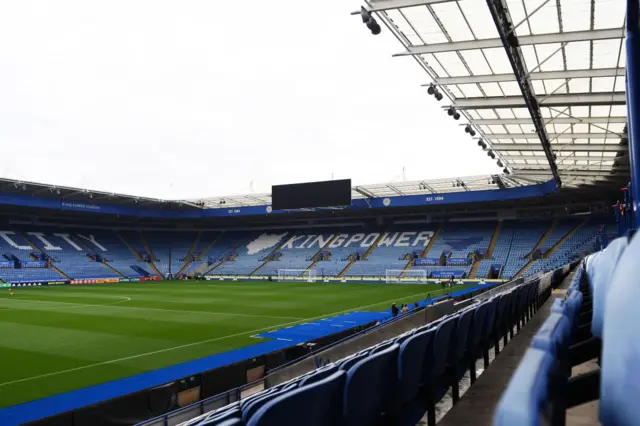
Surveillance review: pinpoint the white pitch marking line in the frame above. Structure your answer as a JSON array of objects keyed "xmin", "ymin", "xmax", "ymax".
[
  {"xmin": 0, "ymin": 297, "xmax": 303, "ymax": 321},
  {"xmin": 0, "ymin": 297, "xmax": 132, "ymax": 312},
  {"xmin": 0, "ymin": 291, "xmax": 428, "ymax": 387}
]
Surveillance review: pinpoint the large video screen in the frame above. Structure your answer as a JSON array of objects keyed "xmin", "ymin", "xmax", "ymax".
[{"xmin": 271, "ymin": 179, "xmax": 352, "ymax": 210}]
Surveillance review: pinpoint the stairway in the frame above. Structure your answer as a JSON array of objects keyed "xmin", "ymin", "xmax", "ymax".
[
  {"xmin": 139, "ymin": 232, "xmax": 163, "ymax": 277},
  {"xmin": 469, "ymin": 259, "xmax": 481, "ymax": 279},
  {"xmin": 338, "ymin": 258, "xmax": 356, "ymax": 278},
  {"xmin": 399, "ymin": 259, "xmax": 415, "ymax": 278},
  {"xmin": 305, "ymin": 234, "xmax": 339, "ymax": 272},
  {"xmin": 528, "ymin": 220, "xmax": 557, "ymax": 259},
  {"xmin": 18, "ymin": 231, "xmax": 71, "ymax": 280},
  {"xmin": 72, "ymin": 236, "xmax": 125, "ymax": 277},
  {"xmin": 514, "ymin": 259, "xmax": 535, "ymax": 279},
  {"xmin": 250, "ymin": 234, "xmax": 291, "ymax": 276},
  {"xmin": 362, "ymin": 232, "xmax": 385, "ymax": 260},
  {"xmin": 176, "ymin": 232, "xmax": 202, "ymax": 277},
  {"xmin": 204, "ymin": 240, "xmax": 248, "ymax": 275},
  {"xmin": 117, "ymin": 232, "xmax": 143, "ymax": 261},
  {"xmin": 470, "ymin": 221, "xmax": 502, "ymax": 279},
  {"xmin": 544, "ymin": 219, "xmax": 587, "ymax": 258},
  {"xmin": 196, "ymin": 232, "xmax": 225, "ymax": 261},
  {"xmin": 420, "ymin": 224, "xmax": 443, "ymax": 258},
  {"xmin": 487, "ymin": 221, "xmax": 502, "ymax": 257},
  {"xmin": 102, "ymin": 262, "xmax": 125, "ymax": 278}
]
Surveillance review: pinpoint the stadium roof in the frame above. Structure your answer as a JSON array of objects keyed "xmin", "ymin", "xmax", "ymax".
[
  {"xmin": 191, "ymin": 174, "xmax": 544, "ymax": 208},
  {"xmin": 354, "ymin": 0, "xmax": 629, "ymax": 189},
  {"xmin": 0, "ymin": 174, "xmax": 555, "ymax": 210}
]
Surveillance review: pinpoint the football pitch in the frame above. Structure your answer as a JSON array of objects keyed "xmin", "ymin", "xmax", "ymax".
[{"xmin": 0, "ymin": 280, "xmax": 468, "ymax": 409}]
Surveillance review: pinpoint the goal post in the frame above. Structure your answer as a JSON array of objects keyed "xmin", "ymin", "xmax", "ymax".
[
  {"xmin": 277, "ymin": 269, "xmax": 317, "ymax": 282},
  {"xmin": 385, "ymin": 269, "xmax": 427, "ymax": 284}
]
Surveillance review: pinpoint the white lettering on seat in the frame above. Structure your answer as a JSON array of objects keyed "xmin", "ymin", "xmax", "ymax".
[
  {"xmin": 77, "ymin": 234, "xmax": 108, "ymax": 252},
  {"xmin": 394, "ymin": 232, "xmax": 416, "ymax": 247},
  {"xmin": 378, "ymin": 232, "xmax": 398, "ymax": 247},
  {"xmin": 307, "ymin": 234, "xmax": 334, "ymax": 249},
  {"xmin": 0, "ymin": 231, "xmax": 32, "ymax": 250},
  {"xmin": 344, "ymin": 233, "xmax": 365, "ymax": 248},
  {"xmin": 27, "ymin": 232, "xmax": 62, "ymax": 251},
  {"xmin": 360, "ymin": 233, "xmax": 380, "ymax": 248},
  {"xmin": 329, "ymin": 234, "xmax": 348, "ymax": 248},
  {"xmin": 282, "ymin": 235, "xmax": 306, "ymax": 250},
  {"xmin": 54, "ymin": 234, "xmax": 84, "ymax": 251},
  {"xmin": 412, "ymin": 231, "xmax": 434, "ymax": 247}
]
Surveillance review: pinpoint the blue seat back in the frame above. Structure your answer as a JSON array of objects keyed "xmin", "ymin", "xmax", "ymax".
[
  {"xmin": 493, "ymin": 348, "xmax": 555, "ymax": 426},
  {"xmin": 299, "ymin": 364, "xmax": 338, "ymax": 387},
  {"xmin": 470, "ymin": 301, "xmax": 488, "ymax": 353},
  {"xmin": 600, "ymin": 232, "xmax": 640, "ymax": 426},
  {"xmin": 247, "ymin": 371, "xmax": 346, "ymax": 426},
  {"xmin": 339, "ymin": 352, "xmax": 368, "ymax": 371},
  {"xmin": 483, "ymin": 297, "xmax": 498, "ymax": 340},
  {"xmin": 532, "ymin": 313, "xmax": 571, "ymax": 365},
  {"xmin": 397, "ymin": 329, "xmax": 434, "ymax": 405},
  {"xmin": 424, "ymin": 316, "xmax": 457, "ymax": 380},
  {"xmin": 453, "ymin": 307, "xmax": 475, "ymax": 362},
  {"xmin": 588, "ymin": 236, "xmax": 629, "ymax": 339},
  {"xmin": 199, "ymin": 408, "xmax": 242, "ymax": 425},
  {"xmin": 343, "ymin": 344, "xmax": 400, "ymax": 426}
]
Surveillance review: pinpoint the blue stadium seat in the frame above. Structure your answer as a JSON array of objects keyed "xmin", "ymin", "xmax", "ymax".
[
  {"xmin": 451, "ymin": 307, "xmax": 475, "ymax": 401},
  {"xmin": 246, "ymin": 371, "xmax": 346, "ymax": 426},
  {"xmin": 338, "ymin": 352, "xmax": 368, "ymax": 371},
  {"xmin": 586, "ymin": 235, "xmax": 629, "ymax": 339},
  {"xmin": 421, "ymin": 315, "xmax": 457, "ymax": 425},
  {"xmin": 343, "ymin": 344, "xmax": 399, "ymax": 426},
  {"xmin": 198, "ymin": 408, "xmax": 242, "ymax": 425},
  {"xmin": 600, "ymin": 232, "xmax": 640, "ymax": 426},
  {"xmin": 298, "ymin": 364, "xmax": 338, "ymax": 387},
  {"xmin": 493, "ymin": 348, "xmax": 557, "ymax": 426},
  {"xmin": 468, "ymin": 300, "xmax": 488, "ymax": 379}
]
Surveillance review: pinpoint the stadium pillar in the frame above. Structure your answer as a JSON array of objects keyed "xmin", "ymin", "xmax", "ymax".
[{"xmin": 627, "ymin": 0, "xmax": 640, "ymax": 227}]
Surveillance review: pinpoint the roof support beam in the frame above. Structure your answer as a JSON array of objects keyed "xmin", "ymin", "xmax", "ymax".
[
  {"xmin": 518, "ymin": 170, "xmax": 621, "ymax": 177},
  {"xmin": 485, "ymin": 0, "xmax": 561, "ymax": 186},
  {"xmin": 395, "ymin": 28, "xmax": 623, "ymax": 56},
  {"xmin": 450, "ymin": 92, "xmax": 626, "ymax": 109},
  {"xmin": 467, "ymin": 116, "xmax": 627, "ymax": 125},
  {"xmin": 492, "ymin": 143, "xmax": 626, "ymax": 152},
  {"xmin": 501, "ymin": 154, "xmax": 596, "ymax": 161},
  {"xmin": 432, "ymin": 67, "xmax": 625, "ymax": 85},
  {"xmin": 482, "ymin": 132, "xmax": 627, "ymax": 140},
  {"xmin": 351, "ymin": 0, "xmax": 454, "ymax": 13},
  {"xmin": 354, "ymin": 186, "xmax": 376, "ymax": 198},
  {"xmin": 514, "ymin": 164, "xmax": 628, "ymax": 171}
]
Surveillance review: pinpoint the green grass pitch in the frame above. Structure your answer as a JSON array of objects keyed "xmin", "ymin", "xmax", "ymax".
[{"xmin": 0, "ymin": 280, "xmax": 470, "ymax": 409}]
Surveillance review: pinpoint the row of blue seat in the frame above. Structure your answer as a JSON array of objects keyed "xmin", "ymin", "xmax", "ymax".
[
  {"xmin": 495, "ymin": 231, "xmax": 640, "ymax": 425},
  {"xmin": 184, "ymin": 279, "xmax": 544, "ymax": 426}
]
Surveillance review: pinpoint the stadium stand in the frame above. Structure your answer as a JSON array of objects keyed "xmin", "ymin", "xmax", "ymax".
[{"xmin": 0, "ymin": 220, "xmax": 608, "ymax": 283}]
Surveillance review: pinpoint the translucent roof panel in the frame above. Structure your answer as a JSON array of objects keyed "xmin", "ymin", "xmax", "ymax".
[{"xmin": 358, "ymin": 0, "xmax": 628, "ymax": 188}]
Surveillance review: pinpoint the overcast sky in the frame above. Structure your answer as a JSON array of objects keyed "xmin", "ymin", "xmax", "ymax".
[{"xmin": 0, "ymin": 0, "xmax": 498, "ymax": 200}]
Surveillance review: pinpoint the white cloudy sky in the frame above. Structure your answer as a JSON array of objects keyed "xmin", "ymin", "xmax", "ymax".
[{"xmin": 0, "ymin": 0, "xmax": 498, "ymax": 200}]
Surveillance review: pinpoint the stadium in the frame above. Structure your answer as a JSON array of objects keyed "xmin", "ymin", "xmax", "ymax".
[{"xmin": 0, "ymin": 0, "xmax": 637, "ymax": 425}]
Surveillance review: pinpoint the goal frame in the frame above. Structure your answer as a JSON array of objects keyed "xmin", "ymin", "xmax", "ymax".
[
  {"xmin": 277, "ymin": 269, "xmax": 317, "ymax": 282},
  {"xmin": 385, "ymin": 269, "xmax": 427, "ymax": 284}
]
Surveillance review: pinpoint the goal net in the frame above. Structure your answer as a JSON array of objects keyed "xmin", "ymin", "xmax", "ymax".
[
  {"xmin": 385, "ymin": 269, "xmax": 427, "ymax": 284},
  {"xmin": 277, "ymin": 269, "xmax": 317, "ymax": 282}
]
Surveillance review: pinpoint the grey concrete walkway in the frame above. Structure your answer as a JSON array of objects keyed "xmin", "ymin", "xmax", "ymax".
[{"xmin": 435, "ymin": 272, "xmax": 576, "ymax": 426}]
